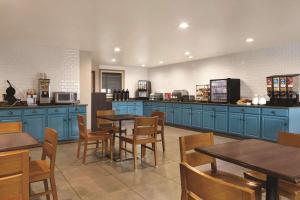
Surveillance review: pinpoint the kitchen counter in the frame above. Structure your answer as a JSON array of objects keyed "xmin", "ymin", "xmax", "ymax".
[{"xmin": 0, "ymin": 103, "xmax": 87, "ymax": 110}]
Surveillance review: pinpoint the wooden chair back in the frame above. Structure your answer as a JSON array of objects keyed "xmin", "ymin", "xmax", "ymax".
[
  {"xmin": 78, "ymin": 114, "xmax": 88, "ymax": 139},
  {"xmin": 0, "ymin": 150, "xmax": 29, "ymax": 200},
  {"xmin": 151, "ymin": 111, "xmax": 165, "ymax": 127},
  {"xmin": 180, "ymin": 162, "xmax": 256, "ymax": 200},
  {"xmin": 96, "ymin": 110, "xmax": 115, "ymax": 129},
  {"xmin": 133, "ymin": 117, "xmax": 158, "ymax": 139},
  {"xmin": 41, "ymin": 128, "xmax": 58, "ymax": 173},
  {"xmin": 278, "ymin": 131, "xmax": 300, "ymax": 148},
  {"xmin": 179, "ymin": 133, "xmax": 217, "ymax": 171},
  {"xmin": 0, "ymin": 121, "xmax": 22, "ymax": 134}
]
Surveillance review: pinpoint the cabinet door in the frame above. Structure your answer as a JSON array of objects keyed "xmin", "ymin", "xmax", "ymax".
[
  {"xmin": 228, "ymin": 113, "xmax": 244, "ymax": 136},
  {"xmin": 23, "ymin": 115, "xmax": 46, "ymax": 141},
  {"xmin": 215, "ymin": 111, "xmax": 228, "ymax": 132},
  {"xmin": 127, "ymin": 106, "xmax": 136, "ymax": 115},
  {"xmin": 262, "ymin": 116, "xmax": 288, "ymax": 141},
  {"xmin": 244, "ymin": 114, "xmax": 261, "ymax": 138},
  {"xmin": 203, "ymin": 111, "xmax": 214, "ymax": 130},
  {"xmin": 135, "ymin": 105, "xmax": 143, "ymax": 116},
  {"xmin": 182, "ymin": 108, "xmax": 192, "ymax": 127},
  {"xmin": 69, "ymin": 113, "xmax": 85, "ymax": 140},
  {"xmin": 48, "ymin": 114, "xmax": 68, "ymax": 140},
  {"xmin": 173, "ymin": 108, "xmax": 182, "ymax": 125},
  {"xmin": 118, "ymin": 106, "xmax": 127, "ymax": 115},
  {"xmin": 166, "ymin": 108, "xmax": 174, "ymax": 124},
  {"xmin": 143, "ymin": 106, "xmax": 152, "ymax": 117},
  {"xmin": 192, "ymin": 109, "xmax": 203, "ymax": 129},
  {"xmin": 157, "ymin": 106, "xmax": 166, "ymax": 113}
]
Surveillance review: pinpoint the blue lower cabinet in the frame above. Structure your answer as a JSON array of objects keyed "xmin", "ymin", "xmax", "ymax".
[
  {"xmin": 262, "ymin": 116, "xmax": 288, "ymax": 141},
  {"xmin": 127, "ymin": 105, "xmax": 136, "ymax": 115},
  {"xmin": 181, "ymin": 108, "xmax": 192, "ymax": 127},
  {"xmin": 135, "ymin": 103, "xmax": 143, "ymax": 116},
  {"xmin": 215, "ymin": 112, "xmax": 228, "ymax": 132},
  {"xmin": 0, "ymin": 116, "xmax": 22, "ymax": 122},
  {"xmin": 23, "ymin": 115, "xmax": 46, "ymax": 141},
  {"xmin": 143, "ymin": 106, "xmax": 152, "ymax": 116},
  {"xmin": 228, "ymin": 113, "xmax": 244, "ymax": 136},
  {"xmin": 192, "ymin": 109, "xmax": 202, "ymax": 128},
  {"xmin": 173, "ymin": 107, "xmax": 182, "ymax": 125},
  {"xmin": 244, "ymin": 114, "xmax": 261, "ymax": 138},
  {"xmin": 118, "ymin": 106, "xmax": 127, "ymax": 114},
  {"xmin": 47, "ymin": 114, "xmax": 68, "ymax": 140},
  {"xmin": 166, "ymin": 107, "xmax": 174, "ymax": 124},
  {"xmin": 203, "ymin": 111, "xmax": 214, "ymax": 130},
  {"xmin": 69, "ymin": 113, "xmax": 85, "ymax": 140}
]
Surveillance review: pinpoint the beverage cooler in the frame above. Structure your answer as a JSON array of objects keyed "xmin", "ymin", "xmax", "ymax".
[{"xmin": 210, "ymin": 79, "xmax": 240, "ymax": 103}]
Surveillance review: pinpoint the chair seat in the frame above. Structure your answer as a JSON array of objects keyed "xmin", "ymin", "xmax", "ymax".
[
  {"xmin": 86, "ymin": 131, "xmax": 111, "ymax": 141},
  {"xmin": 206, "ymin": 170, "xmax": 262, "ymax": 191},
  {"xmin": 121, "ymin": 135, "xmax": 156, "ymax": 144},
  {"xmin": 244, "ymin": 170, "xmax": 300, "ymax": 196},
  {"xmin": 29, "ymin": 160, "xmax": 50, "ymax": 182}
]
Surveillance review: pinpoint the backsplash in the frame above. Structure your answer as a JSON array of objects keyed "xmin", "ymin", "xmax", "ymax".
[{"xmin": 0, "ymin": 44, "xmax": 80, "ymax": 101}]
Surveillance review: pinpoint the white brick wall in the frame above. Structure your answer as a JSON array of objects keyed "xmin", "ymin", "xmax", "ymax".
[
  {"xmin": 0, "ymin": 43, "xmax": 80, "ymax": 101},
  {"xmin": 148, "ymin": 42, "xmax": 300, "ymax": 99}
]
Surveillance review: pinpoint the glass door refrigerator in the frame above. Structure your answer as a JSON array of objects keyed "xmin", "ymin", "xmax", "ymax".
[{"xmin": 210, "ymin": 79, "xmax": 240, "ymax": 103}]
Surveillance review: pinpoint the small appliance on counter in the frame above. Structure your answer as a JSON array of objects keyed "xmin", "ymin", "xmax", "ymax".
[
  {"xmin": 163, "ymin": 93, "xmax": 172, "ymax": 101},
  {"xmin": 38, "ymin": 78, "xmax": 51, "ymax": 104},
  {"xmin": 149, "ymin": 93, "xmax": 163, "ymax": 101},
  {"xmin": 210, "ymin": 78, "xmax": 240, "ymax": 103},
  {"xmin": 26, "ymin": 89, "xmax": 37, "ymax": 106},
  {"xmin": 196, "ymin": 84, "xmax": 210, "ymax": 102},
  {"xmin": 54, "ymin": 92, "xmax": 78, "ymax": 104},
  {"xmin": 136, "ymin": 80, "xmax": 151, "ymax": 100},
  {"xmin": 171, "ymin": 90, "xmax": 189, "ymax": 101},
  {"xmin": 267, "ymin": 74, "xmax": 300, "ymax": 106},
  {"xmin": 4, "ymin": 80, "xmax": 18, "ymax": 105},
  {"xmin": 182, "ymin": 95, "xmax": 195, "ymax": 102}
]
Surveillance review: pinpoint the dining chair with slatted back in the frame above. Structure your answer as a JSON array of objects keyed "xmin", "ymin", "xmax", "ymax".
[
  {"xmin": 151, "ymin": 111, "xmax": 166, "ymax": 152},
  {"xmin": 29, "ymin": 128, "xmax": 58, "ymax": 200},
  {"xmin": 0, "ymin": 121, "xmax": 22, "ymax": 134},
  {"xmin": 0, "ymin": 150, "xmax": 29, "ymax": 200},
  {"xmin": 77, "ymin": 114, "xmax": 113, "ymax": 164},
  {"xmin": 120, "ymin": 116, "xmax": 158, "ymax": 169},
  {"xmin": 96, "ymin": 110, "xmax": 115, "ymax": 130},
  {"xmin": 180, "ymin": 162, "xmax": 257, "ymax": 200},
  {"xmin": 179, "ymin": 132, "xmax": 217, "ymax": 173}
]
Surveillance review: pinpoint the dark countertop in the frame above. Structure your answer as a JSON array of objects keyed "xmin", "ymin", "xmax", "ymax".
[
  {"xmin": 0, "ymin": 103, "xmax": 87, "ymax": 110},
  {"xmin": 112, "ymin": 99, "xmax": 300, "ymax": 109}
]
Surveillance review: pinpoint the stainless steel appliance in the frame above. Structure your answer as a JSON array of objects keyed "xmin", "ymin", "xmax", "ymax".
[
  {"xmin": 149, "ymin": 93, "xmax": 163, "ymax": 101},
  {"xmin": 171, "ymin": 90, "xmax": 189, "ymax": 101},
  {"xmin": 210, "ymin": 79, "xmax": 240, "ymax": 103},
  {"xmin": 54, "ymin": 92, "xmax": 77, "ymax": 104},
  {"xmin": 136, "ymin": 80, "xmax": 151, "ymax": 100},
  {"xmin": 38, "ymin": 79, "xmax": 51, "ymax": 104}
]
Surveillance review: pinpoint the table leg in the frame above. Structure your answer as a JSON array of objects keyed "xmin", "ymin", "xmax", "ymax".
[
  {"xmin": 118, "ymin": 120, "xmax": 122, "ymax": 159},
  {"xmin": 266, "ymin": 175, "xmax": 279, "ymax": 200}
]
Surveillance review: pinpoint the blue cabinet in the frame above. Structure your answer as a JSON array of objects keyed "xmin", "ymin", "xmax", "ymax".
[
  {"xmin": 113, "ymin": 101, "xmax": 143, "ymax": 115},
  {"xmin": 203, "ymin": 110, "xmax": 214, "ymax": 130},
  {"xmin": 144, "ymin": 105, "xmax": 152, "ymax": 116},
  {"xmin": 181, "ymin": 108, "xmax": 192, "ymax": 127},
  {"xmin": 228, "ymin": 112, "xmax": 244, "ymax": 136},
  {"xmin": 244, "ymin": 114, "xmax": 260, "ymax": 138},
  {"xmin": 0, "ymin": 109, "xmax": 22, "ymax": 122},
  {"xmin": 215, "ymin": 111, "xmax": 228, "ymax": 132},
  {"xmin": 48, "ymin": 114, "xmax": 68, "ymax": 140},
  {"xmin": 23, "ymin": 108, "xmax": 47, "ymax": 141},
  {"xmin": 202, "ymin": 105, "xmax": 228, "ymax": 132},
  {"xmin": 166, "ymin": 107, "xmax": 174, "ymax": 124},
  {"xmin": 68, "ymin": 106, "xmax": 86, "ymax": 140},
  {"xmin": 173, "ymin": 107, "xmax": 182, "ymax": 125},
  {"xmin": 127, "ymin": 106, "xmax": 136, "ymax": 115},
  {"xmin": 191, "ymin": 109, "xmax": 202, "ymax": 128},
  {"xmin": 262, "ymin": 116, "xmax": 288, "ymax": 141}
]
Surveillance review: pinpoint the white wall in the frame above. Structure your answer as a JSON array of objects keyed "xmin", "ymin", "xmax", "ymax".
[
  {"xmin": 0, "ymin": 43, "xmax": 80, "ymax": 101},
  {"xmin": 148, "ymin": 42, "xmax": 300, "ymax": 98},
  {"xmin": 99, "ymin": 65, "xmax": 148, "ymax": 98},
  {"xmin": 80, "ymin": 51, "xmax": 92, "ymax": 129}
]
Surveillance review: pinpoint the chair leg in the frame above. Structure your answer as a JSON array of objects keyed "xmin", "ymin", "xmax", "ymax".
[
  {"xmin": 141, "ymin": 145, "xmax": 146, "ymax": 159},
  {"xmin": 153, "ymin": 142, "xmax": 158, "ymax": 168},
  {"xmin": 50, "ymin": 175, "xmax": 58, "ymax": 200},
  {"xmin": 120, "ymin": 137, "xmax": 123, "ymax": 161},
  {"xmin": 133, "ymin": 144, "xmax": 137, "ymax": 169},
  {"xmin": 161, "ymin": 132, "xmax": 166, "ymax": 152},
  {"xmin": 76, "ymin": 140, "xmax": 81, "ymax": 158},
  {"xmin": 82, "ymin": 141, "xmax": 88, "ymax": 164},
  {"xmin": 43, "ymin": 179, "xmax": 50, "ymax": 200},
  {"xmin": 124, "ymin": 130, "xmax": 127, "ymax": 158},
  {"xmin": 110, "ymin": 137, "xmax": 113, "ymax": 161}
]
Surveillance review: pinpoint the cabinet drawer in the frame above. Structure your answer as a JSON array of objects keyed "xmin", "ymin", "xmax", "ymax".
[
  {"xmin": 191, "ymin": 104, "xmax": 203, "ymax": 110},
  {"xmin": 229, "ymin": 107, "xmax": 261, "ymax": 114},
  {"xmin": 173, "ymin": 103, "xmax": 182, "ymax": 108},
  {"xmin": 181, "ymin": 104, "xmax": 192, "ymax": 109},
  {"xmin": 262, "ymin": 108, "xmax": 288, "ymax": 117},
  {"xmin": 69, "ymin": 107, "xmax": 86, "ymax": 113},
  {"xmin": 127, "ymin": 102, "xmax": 136, "ymax": 106},
  {"xmin": 203, "ymin": 105, "xmax": 227, "ymax": 112},
  {"xmin": 135, "ymin": 102, "xmax": 143, "ymax": 107},
  {"xmin": 165, "ymin": 103, "xmax": 173, "ymax": 108},
  {"xmin": 144, "ymin": 102, "xmax": 152, "ymax": 106},
  {"xmin": 48, "ymin": 108, "xmax": 67, "ymax": 115},
  {"xmin": 0, "ymin": 109, "xmax": 22, "ymax": 117},
  {"xmin": 24, "ymin": 108, "xmax": 46, "ymax": 116}
]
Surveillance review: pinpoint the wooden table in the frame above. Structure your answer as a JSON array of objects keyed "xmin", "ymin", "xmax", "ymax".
[
  {"xmin": 195, "ymin": 139, "xmax": 300, "ymax": 200},
  {"xmin": 0, "ymin": 132, "xmax": 39, "ymax": 152}
]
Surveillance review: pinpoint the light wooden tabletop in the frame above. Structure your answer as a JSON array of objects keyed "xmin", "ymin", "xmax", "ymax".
[{"xmin": 0, "ymin": 132, "xmax": 39, "ymax": 152}]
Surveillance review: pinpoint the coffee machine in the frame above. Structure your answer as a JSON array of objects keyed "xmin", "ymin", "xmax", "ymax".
[
  {"xmin": 267, "ymin": 74, "xmax": 300, "ymax": 106},
  {"xmin": 135, "ymin": 80, "xmax": 151, "ymax": 100},
  {"xmin": 38, "ymin": 79, "xmax": 51, "ymax": 104}
]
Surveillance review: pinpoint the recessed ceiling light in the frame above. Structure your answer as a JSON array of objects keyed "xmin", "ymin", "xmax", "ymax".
[
  {"xmin": 159, "ymin": 61, "xmax": 164, "ymax": 64},
  {"xmin": 246, "ymin": 38, "xmax": 254, "ymax": 43},
  {"xmin": 111, "ymin": 58, "xmax": 116, "ymax": 62},
  {"xmin": 179, "ymin": 22, "xmax": 189, "ymax": 29},
  {"xmin": 188, "ymin": 55, "xmax": 193, "ymax": 59},
  {"xmin": 141, "ymin": 64, "xmax": 145, "ymax": 67},
  {"xmin": 184, "ymin": 51, "xmax": 190, "ymax": 56},
  {"xmin": 114, "ymin": 47, "xmax": 121, "ymax": 52}
]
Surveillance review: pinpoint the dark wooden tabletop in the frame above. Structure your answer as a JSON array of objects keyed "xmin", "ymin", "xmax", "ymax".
[
  {"xmin": 97, "ymin": 114, "xmax": 140, "ymax": 121},
  {"xmin": 195, "ymin": 139, "xmax": 300, "ymax": 184},
  {"xmin": 0, "ymin": 132, "xmax": 39, "ymax": 152}
]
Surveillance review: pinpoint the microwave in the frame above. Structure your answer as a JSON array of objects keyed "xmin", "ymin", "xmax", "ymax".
[{"xmin": 54, "ymin": 92, "xmax": 77, "ymax": 104}]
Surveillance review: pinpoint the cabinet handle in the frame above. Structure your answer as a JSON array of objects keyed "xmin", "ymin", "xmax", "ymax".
[
  {"xmin": 55, "ymin": 109, "xmax": 59, "ymax": 112},
  {"xmin": 8, "ymin": 111, "xmax": 13, "ymax": 115},
  {"xmin": 271, "ymin": 111, "xmax": 276, "ymax": 114}
]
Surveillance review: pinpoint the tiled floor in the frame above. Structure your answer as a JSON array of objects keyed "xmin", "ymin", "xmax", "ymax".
[{"xmin": 29, "ymin": 125, "xmax": 271, "ymax": 200}]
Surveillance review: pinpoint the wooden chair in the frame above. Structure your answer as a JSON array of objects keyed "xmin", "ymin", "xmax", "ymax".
[
  {"xmin": 0, "ymin": 150, "xmax": 29, "ymax": 200},
  {"xmin": 179, "ymin": 133, "xmax": 262, "ymax": 199},
  {"xmin": 29, "ymin": 128, "xmax": 58, "ymax": 200},
  {"xmin": 180, "ymin": 162, "xmax": 259, "ymax": 200},
  {"xmin": 0, "ymin": 121, "xmax": 22, "ymax": 134},
  {"xmin": 77, "ymin": 114, "xmax": 113, "ymax": 164},
  {"xmin": 151, "ymin": 111, "xmax": 166, "ymax": 152},
  {"xmin": 120, "ymin": 116, "xmax": 158, "ymax": 169},
  {"xmin": 244, "ymin": 131, "xmax": 300, "ymax": 200}
]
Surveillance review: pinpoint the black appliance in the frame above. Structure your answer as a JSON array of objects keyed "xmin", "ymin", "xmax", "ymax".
[
  {"xmin": 136, "ymin": 80, "xmax": 151, "ymax": 100},
  {"xmin": 91, "ymin": 93, "xmax": 112, "ymax": 131},
  {"xmin": 210, "ymin": 79, "xmax": 240, "ymax": 103},
  {"xmin": 267, "ymin": 74, "xmax": 300, "ymax": 106}
]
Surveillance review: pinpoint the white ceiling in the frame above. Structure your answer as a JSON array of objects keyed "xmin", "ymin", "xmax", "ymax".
[{"xmin": 1, "ymin": 0, "xmax": 300, "ymax": 67}]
